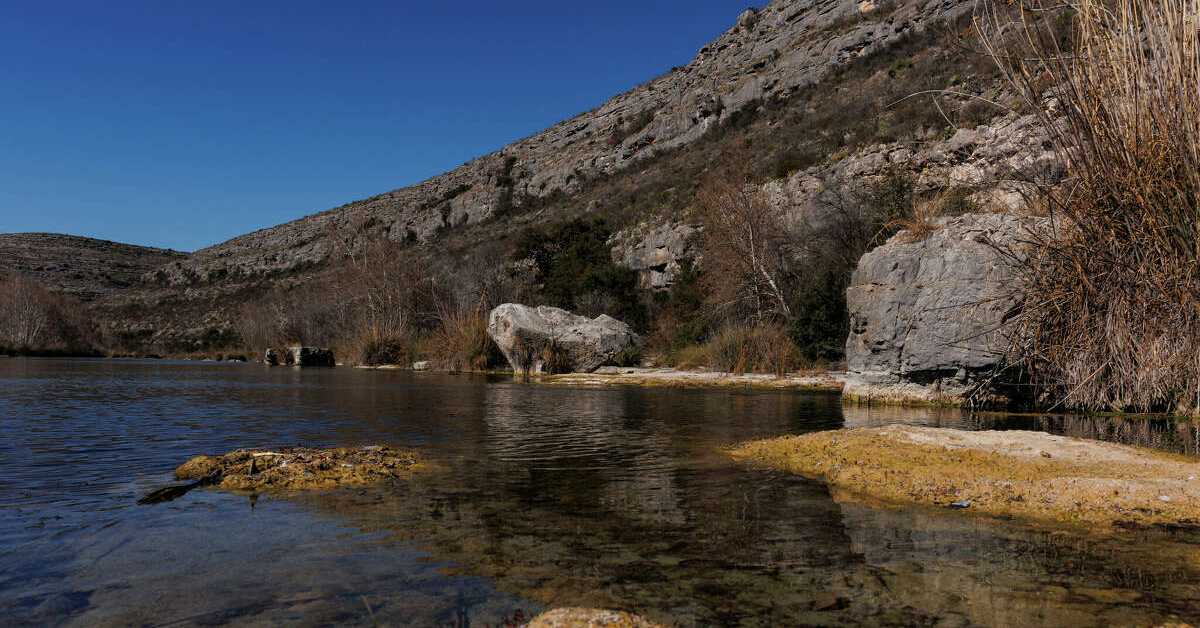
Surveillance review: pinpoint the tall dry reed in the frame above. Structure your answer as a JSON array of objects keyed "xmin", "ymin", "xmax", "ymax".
[{"xmin": 980, "ymin": 0, "xmax": 1200, "ymax": 412}]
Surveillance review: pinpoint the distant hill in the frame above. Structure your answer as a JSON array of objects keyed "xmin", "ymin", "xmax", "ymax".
[{"xmin": 0, "ymin": 233, "xmax": 187, "ymax": 302}]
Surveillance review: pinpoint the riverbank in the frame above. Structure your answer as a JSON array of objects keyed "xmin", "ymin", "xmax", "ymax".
[
  {"xmin": 533, "ymin": 366, "xmax": 845, "ymax": 390},
  {"xmin": 730, "ymin": 425, "xmax": 1200, "ymax": 529}
]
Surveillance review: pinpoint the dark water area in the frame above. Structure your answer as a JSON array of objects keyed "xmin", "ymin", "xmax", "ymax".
[{"xmin": 1, "ymin": 358, "xmax": 1199, "ymax": 627}]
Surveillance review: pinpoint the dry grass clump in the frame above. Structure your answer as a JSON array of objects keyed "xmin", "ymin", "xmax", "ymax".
[
  {"xmin": 979, "ymin": 0, "xmax": 1200, "ymax": 413},
  {"xmin": 507, "ymin": 333, "xmax": 573, "ymax": 375},
  {"xmin": 353, "ymin": 329, "xmax": 417, "ymax": 366},
  {"xmin": 427, "ymin": 309, "xmax": 502, "ymax": 372},
  {"xmin": 664, "ymin": 322, "xmax": 803, "ymax": 375},
  {"xmin": 730, "ymin": 425, "xmax": 1200, "ymax": 528},
  {"xmin": 705, "ymin": 322, "xmax": 801, "ymax": 376},
  {"xmin": 174, "ymin": 446, "xmax": 422, "ymax": 491}
]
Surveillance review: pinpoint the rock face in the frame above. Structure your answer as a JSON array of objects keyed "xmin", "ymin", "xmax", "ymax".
[
  {"xmin": 288, "ymin": 346, "xmax": 335, "ymax": 366},
  {"xmin": 267, "ymin": 346, "xmax": 336, "ymax": 366},
  {"xmin": 609, "ymin": 222, "xmax": 698, "ymax": 289},
  {"xmin": 844, "ymin": 214, "xmax": 1045, "ymax": 405},
  {"xmin": 487, "ymin": 304, "xmax": 641, "ymax": 374},
  {"xmin": 91, "ymin": 0, "xmax": 984, "ymax": 348}
]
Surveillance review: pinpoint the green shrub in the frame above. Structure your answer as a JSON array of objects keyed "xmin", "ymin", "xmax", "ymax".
[
  {"xmin": 512, "ymin": 219, "xmax": 645, "ymax": 328},
  {"xmin": 609, "ymin": 346, "xmax": 644, "ymax": 368}
]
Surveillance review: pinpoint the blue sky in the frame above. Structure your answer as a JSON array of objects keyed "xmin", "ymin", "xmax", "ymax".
[{"xmin": 0, "ymin": 1, "xmax": 754, "ymax": 252}]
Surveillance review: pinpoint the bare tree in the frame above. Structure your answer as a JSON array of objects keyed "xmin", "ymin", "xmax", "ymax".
[
  {"xmin": 0, "ymin": 274, "xmax": 52, "ymax": 348},
  {"xmin": 695, "ymin": 166, "xmax": 796, "ymax": 323}
]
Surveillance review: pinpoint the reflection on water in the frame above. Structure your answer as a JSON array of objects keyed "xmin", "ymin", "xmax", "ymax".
[{"xmin": 1, "ymin": 358, "xmax": 1198, "ymax": 627}]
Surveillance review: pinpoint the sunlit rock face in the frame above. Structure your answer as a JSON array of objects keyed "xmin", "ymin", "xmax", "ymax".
[
  {"xmin": 487, "ymin": 304, "xmax": 641, "ymax": 374},
  {"xmin": 843, "ymin": 214, "xmax": 1048, "ymax": 405}
]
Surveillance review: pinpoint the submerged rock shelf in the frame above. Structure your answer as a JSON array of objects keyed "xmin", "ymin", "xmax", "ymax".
[{"xmin": 731, "ymin": 425, "xmax": 1200, "ymax": 528}]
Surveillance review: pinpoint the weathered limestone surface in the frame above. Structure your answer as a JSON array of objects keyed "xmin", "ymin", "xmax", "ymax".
[
  {"xmin": 487, "ymin": 304, "xmax": 641, "ymax": 374},
  {"xmin": 844, "ymin": 213, "xmax": 1046, "ymax": 405},
  {"xmin": 266, "ymin": 346, "xmax": 336, "ymax": 366},
  {"xmin": 608, "ymin": 222, "xmax": 698, "ymax": 290},
  {"xmin": 287, "ymin": 346, "xmax": 335, "ymax": 366}
]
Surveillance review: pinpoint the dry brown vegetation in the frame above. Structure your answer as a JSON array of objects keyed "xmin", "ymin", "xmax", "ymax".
[
  {"xmin": 0, "ymin": 273, "xmax": 100, "ymax": 355},
  {"xmin": 695, "ymin": 164, "xmax": 797, "ymax": 324},
  {"xmin": 234, "ymin": 237, "xmax": 515, "ymax": 369},
  {"xmin": 980, "ymin": 0, "xmax": 1200, "ymax": 413}
]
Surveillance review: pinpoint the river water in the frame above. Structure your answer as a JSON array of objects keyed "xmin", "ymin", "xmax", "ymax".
[{"xmin": 1, "ymin": 358, "xmax": 1199, "ymax": 627}]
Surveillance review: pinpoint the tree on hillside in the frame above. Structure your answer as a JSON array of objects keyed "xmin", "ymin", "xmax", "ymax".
[
  {"xmin": 511, "ymin": 219, "xmax": 644, "ymax": 327},
  {"xmin": 694, "ymin": 166, "xmax": 797, "ymax": 324}
]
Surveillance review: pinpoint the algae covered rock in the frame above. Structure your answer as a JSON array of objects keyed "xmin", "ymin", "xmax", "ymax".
[
  {"xmin": 174, "ymin": 445, "xmax": 421, "ymax": 491},
  {"xmin": 731, "ymin": 425, "xmax": 1200, "ymax": 528},
  {"xmin": 524, "ymin": 608, "xmax": 666, "ymax": 628}
]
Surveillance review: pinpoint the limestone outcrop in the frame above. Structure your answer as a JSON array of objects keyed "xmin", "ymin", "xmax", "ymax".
[
  {"xmin": 487, "ymin": 304, "xmax": 641, "ymax": 374},
  {"xmin": 843, "ymin": 213, "xmax": 1046, "ymax": 405},
  {"xmin": 265, "ymin": 346, "xmax": 336, "ymax": 366}
]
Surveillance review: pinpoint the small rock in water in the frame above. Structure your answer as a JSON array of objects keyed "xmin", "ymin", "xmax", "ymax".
[
  {"xmin": 1159, "ymin": 495, "xmax": 1172, "ymax": 502},
  {"xmin": 950, "ymin": 500, "xmax": 972, "ymax": 509}
]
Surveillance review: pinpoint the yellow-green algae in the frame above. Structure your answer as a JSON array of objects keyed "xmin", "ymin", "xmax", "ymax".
[
  {"xmin": 729, "ymin": 425, "xmax": 1200, "ymax": 529},
  {"xmin": 524, "ymin": 608, "xmax": 666, "ymax": 628},
  {"xmin": 175, "ymin": 445, "xmax": 422, "ymax": 491}
]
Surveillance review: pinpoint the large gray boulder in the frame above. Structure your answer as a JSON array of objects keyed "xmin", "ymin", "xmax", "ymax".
[
  {"xmin": 844, "ymin": 213, "xmax": 1045, "ymax": 405},
  {"xmin": 487, "ymin": 304, "xmax": 641, "ymax": 374}
]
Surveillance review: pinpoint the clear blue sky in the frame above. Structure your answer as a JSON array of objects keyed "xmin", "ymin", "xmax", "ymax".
[{"xmin": 0, "ymin": 1, "xmax": 754, "ymax": 252}]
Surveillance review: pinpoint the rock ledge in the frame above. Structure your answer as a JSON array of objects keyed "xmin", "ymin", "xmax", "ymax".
[{"xmin": 731, "ymin": 425, "xmax": 1200, "ymax": 527}]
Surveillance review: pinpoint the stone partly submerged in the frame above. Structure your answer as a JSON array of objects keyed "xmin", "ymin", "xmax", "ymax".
[
  {"xmin": 487, "ymin": 304, "xmax": 641, "ymax": 374},
  {"xmin": 139, "ymin": 446, "xmax": 421, "ymax": 503},
  {"xmin": 730, "ymin": 425, "xmax": 1200, "ymax": 528},
  {"xmin": 264, "ymin": 346, "xmax": 336, "ymax": 366},
  {"xmin": 843, "ymin": 213, "xmax": 1046, "ymax": 406},
  {"xmin": 524, "ymin": 608, "xmax": 666, "ymax": 628}
]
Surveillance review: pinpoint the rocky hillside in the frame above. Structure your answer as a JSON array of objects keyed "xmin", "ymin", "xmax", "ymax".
[
  {"xmin": 0, "ymin": 233, "xmax": 186, "ymax": 302},
  {"xmin": 92, "ymin": 0, "xmax": 1024, "ymax": 344}
]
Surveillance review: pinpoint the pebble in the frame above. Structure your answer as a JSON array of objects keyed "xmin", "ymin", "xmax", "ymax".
[{"xmin": 1159, "ymin": 495, "xmax": 1172, "ymax": 502}]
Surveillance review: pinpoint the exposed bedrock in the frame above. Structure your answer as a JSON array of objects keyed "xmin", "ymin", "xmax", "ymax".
[
  {"xmin": 487, "ymin": 304, "xmax": 642, "ymax": 374},
  {"xmin": 843, "ymin": 213, "xmax": 1048, "ymax": 406}
]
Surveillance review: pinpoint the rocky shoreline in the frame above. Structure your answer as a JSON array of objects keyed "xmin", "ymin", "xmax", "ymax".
[{"xmin": 538, "ymin": 366, "xmax": 844, "ymax": 390}]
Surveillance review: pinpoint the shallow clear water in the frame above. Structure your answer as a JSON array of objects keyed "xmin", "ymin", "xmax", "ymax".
[{"xmin": 1, "ymin": 358, "xmax": 1199, "ymax": 627}]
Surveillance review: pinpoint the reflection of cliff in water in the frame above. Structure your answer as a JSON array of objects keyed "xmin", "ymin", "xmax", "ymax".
[
  {"xmin": 294, "ymin": 387, "xmax": 1200, "ymax": 627},
  {"xmin": 845, "ymin": 403, "xmax": 1200, "ymax": 456},
  {"xmin": 837, "ymin": 502, "xmax": 1200, "ymax": 627}
]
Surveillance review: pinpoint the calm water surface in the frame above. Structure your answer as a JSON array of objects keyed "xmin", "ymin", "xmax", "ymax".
[{"xmin": 2, "ymin": 358, "xmax": 1199, "ymax": 627}]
